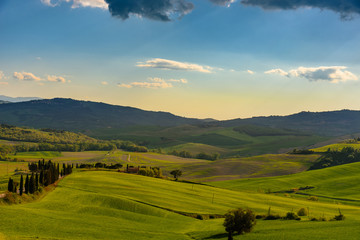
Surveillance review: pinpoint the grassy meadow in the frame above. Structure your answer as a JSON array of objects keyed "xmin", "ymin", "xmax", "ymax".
[
  {"xmin": 1, "ymin": 139, "xmax": 360, "ymax": 239},
  {"xmin": 210, "ymin": 161, "xmax": 360, "ymax": 204},
  {"xmin": 90, "ymin": 125, "xmax": 328, "ymax": 157},
  {"xmin": 6, "ymin": 150, "xmax": 320, "ymax": 181},
  {"xmin": 1, "ymin": 170, "xmax": 360, "ymax": 239}
]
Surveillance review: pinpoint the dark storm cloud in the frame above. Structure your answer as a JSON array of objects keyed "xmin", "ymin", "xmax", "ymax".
[
  {"xmin": 241, "ymin": 0, "xmax": 360, "ymax": 20},
  {"xmin": 104, "ymin": 0, "xmax": 194, "ymax": 21}
]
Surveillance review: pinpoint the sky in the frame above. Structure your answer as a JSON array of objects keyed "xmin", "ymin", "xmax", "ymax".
[{"xmin": 1, "ymin": 0, "xmax": 360, "ymax": 120}]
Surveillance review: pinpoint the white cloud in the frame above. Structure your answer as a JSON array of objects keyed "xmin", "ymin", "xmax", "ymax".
[
  {"xmin": 265, "ymin": 66, "xmax": 358, "ymax": 83},
  {"xmin": 72, "ymin": 0, "xmax": 108, "ymax": 9},
  {"xmin": 40, "ymin": 0, "xmax": 58, "ymax": 7},
  {"xmin": 137, "ymin": 58, "xmax": 213, "ymax": 73},
  {"xmin": 101, "ymin": 81, "xmax": 108, "ymax": 85},
  {"xmin": 265, "ymin": 68, "xmax": 289, "ymax": 77},
  {"xmin": 13, "ymin": 72, "xmax": 42, "ymax": 81},
  {"xmin": 289, "ymin": 66, "xmax": 358, "ymax": 83},
  {"xmin": 168, "ymin": 78, "xmax": 188, "ymax": 83},
  {"xmin": 247, "ymin": 70, "xmax": 255, "ymax": 75},
  {"xmin": 118, "ymin": 77, "xmax": 174, "ymax": 89},
  {"xmin": 41, "ymin": 0, "xmax": 108, "ymax": 9},
  {"xmin": 47, "ymin": 75, "xmax": 67, "ymax": 83},
  {"xmin": 117, "ymin": 83, "xmax": 133, "ymax": 88}
]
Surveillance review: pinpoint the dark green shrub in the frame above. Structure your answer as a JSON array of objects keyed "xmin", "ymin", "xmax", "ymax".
[
  {"xmin": 297, "ymin": 208, "xmax": 308, "ymax": 216},
  {"xmin": 285, "ymin": 212, "xmax": 300, "ymax": 220},
  {"xmin": 308, "ymin": 196, "xmax": 318, "ymax": 201},
  {"xmin": 223, "ymin": 208, "xmax": 256, "ymax": 237},
  {"xmin": 264, "ymin": 214, "xmax": 281, "ymax": 220},
  {"xmin": 334, "ymin": 209, "xmax": 345, "ymax": 221}
]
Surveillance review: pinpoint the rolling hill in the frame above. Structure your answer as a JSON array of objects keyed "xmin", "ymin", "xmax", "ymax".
[
  {"xmin": 2, "ymin": 98, "xmax": 360, "ymax": 157},
  {"xmin": 1, "ymin": 170, "xmax": 360, "ymax": 239},
  {"xmin": 0, "ymin": 98, "xmax": 203, "ymax": 131},
  {"xmin": 0, "ymin": 98, "xmax": 359, "ymax": 137}
]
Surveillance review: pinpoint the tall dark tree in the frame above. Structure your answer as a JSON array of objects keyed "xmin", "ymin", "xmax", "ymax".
[
  {"xmin": 35, "ymin": 172, "xmax": 39, "ymax": 191},
  {"xmin": 29, "ymin": 173, "xmax": 35, "ymax": 194},
  {"xmin": 19, "ymin": 175, "xmax": 24, "ymax": 196},
  {"xmin": 39, "ymin": 170, "xmax": 44, "ymax": 185},
  {"xmin": 25, "ymin": 174, "xmax": 29, "ymax": 194},
  {"xmin": 7, "ymin": 177, "xmax": 13, "ymax": 192}
]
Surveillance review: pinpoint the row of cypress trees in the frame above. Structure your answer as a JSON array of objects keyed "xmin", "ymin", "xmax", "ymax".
[{"xmin": 7, "ymin": 160, "xmax": 73, "ymax": 195}]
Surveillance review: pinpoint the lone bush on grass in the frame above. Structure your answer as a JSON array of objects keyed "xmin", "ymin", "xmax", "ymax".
[
  {"xmin": 284, "ymin": 212, "xmax": 301, "ymax": 220},
  {"xmin": 308, "ymin": 196, "xmax": 318, "ymax": 201},
  {"xmin": 334, "ymin": 209, "xmax": 345, "ymax": 221},
  {"xmin": 223, "ymin": 208, "xmax": 256, "ymax": 240},
  {"xmin": 297, "ymin": 208, "xmax": 308, "ymax": 216}
]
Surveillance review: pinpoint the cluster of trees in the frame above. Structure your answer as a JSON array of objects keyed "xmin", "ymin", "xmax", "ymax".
[
  {"xmin": 0, "ymin": 124, "xmax": 96, "ymax": 144},
  {"xmin": 0, "ymin": 141, "xmax": 148, "ymax": 160},
  {"xmin": 290, "ymin": 149, "xmax": 314, "ymax": 154},
  {"xmin": 7, "ymin": 159, "xmax": 73, "ymax": 196},
  {"xmin": 0, "ymin": 124, "xmax": 148, "ymax": 155},
  {"xmin": 138, "ymin": 166, "xmax": 163, "ymax": 178},
  {"xmin": 310, "ymin": 147, "xmax": 360, "ymax": 170},
  {"xmin": 76, "ymin": 162, "xmax": 123, "ymax": 169},
  {"xmin": 0, "ymin": 145, "xmax": 13, "ymax": 160},
  {"xmin": 168, "ymin": 150, "xmax": 219, "ymax": 161}
]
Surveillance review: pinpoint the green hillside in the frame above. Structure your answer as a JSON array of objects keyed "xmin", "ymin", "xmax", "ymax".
[
  {"xmin": 0, "ymin": 124, "xmax": 97, "ymax": 144},
  {"xmin": 97, "ymin": 124, "xmax": 327, "ymax": 157},
  {"xmin": 1, "ymin": 170, "xmax": 360, "ymax": 239},
  {"xmin": 210, "ymin": 161, "xmax": 360, "ymax": 203}
]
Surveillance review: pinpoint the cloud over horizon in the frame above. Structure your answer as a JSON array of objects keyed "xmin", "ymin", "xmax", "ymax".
[
  {"xmin": 137, "ymin": 58, "xmax": 213, "ymax": 73},
  {"xmin": 13, "ymin": 72, "xmax": 42, "ymax": 81},
  {"xmin": 241, "ymin": 0, "xmax": 360, "ymax": 20},
  {"xmin": 118, "ymin": 77, "xmax": 187, "ymax": 89},
  {"xmin": 265, "ymin": 66, "xmax": 358, "ymax": 83},
  {"xmin": 47, "ymin": 75, "xmax": 68, "ymax": 83}
]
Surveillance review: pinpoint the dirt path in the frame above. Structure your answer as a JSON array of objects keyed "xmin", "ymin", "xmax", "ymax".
[{"xmin": 0, "ymin": 193, "xmax": 6, "ymax": 198}]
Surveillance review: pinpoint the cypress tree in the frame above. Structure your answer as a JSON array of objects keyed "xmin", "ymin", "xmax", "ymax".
[
  {"xmin": 25, "ymin": 174, "xmax": 29, "ymax": 194},
  {"xmin": 35, "ymin": 173, "xmax": 39, "ymax": 191},
  {"xmin": 7, "ymin": 178, "xmax": 13, "ymax": 192},
  {"xmin": 29, "ymin": 173, "xmax": 35, "ymax": 194},
  {"xmin": 19, "ymin": 175, "xmax": 24, "ymax": 196},
  {"xmin": 57, "ymin": 164, "xmax": 60, "ymax": 180},
  {"xmin": 40, "ymin": 170, "xmax": 44, "ymax": 185}
]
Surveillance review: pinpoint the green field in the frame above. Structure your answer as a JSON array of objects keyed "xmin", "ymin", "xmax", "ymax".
[
  {"xmin": 1, "ymin": 170, "xmax": 360, "ymax": 239},
  {"xmin": 90, "ymin": 125, "xmax": 328, "ymax": 157},
  {"xmin": 210, "ymin": 161, "xmax": 360, "ymax": 204},
  {"xmin": 1, "ymin": 150, "xmax": 320, "ymax": 186}
]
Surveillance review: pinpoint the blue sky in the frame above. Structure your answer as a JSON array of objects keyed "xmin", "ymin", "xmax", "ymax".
[{"xmin": 1, "ymin": 0, "xmax": 360, "ymax": 119}]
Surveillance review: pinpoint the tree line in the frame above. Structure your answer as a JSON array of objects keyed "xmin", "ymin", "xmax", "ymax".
[
  {"xmin": 168, "ymin": 150, "xmax": 220, "ymax": 161},
  {"xmin": 0, "ymin": 140, "xmax": 148, "ymax": 161},
  {"xmin": 310, "ymin": 147, "xmax": 360, "ymax": 170},
  {"xmin": 7, "ymin": 159, "xmax": 73, "ymax": 195}
]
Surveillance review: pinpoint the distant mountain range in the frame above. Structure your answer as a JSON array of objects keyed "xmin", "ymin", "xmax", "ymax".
[
  {"xmin": 0, "ymin": 98, "xmax": 359, "ymax": 137},
  {"xmin": 0, "ymin": 95, "xmax": 42, "ymax": 102},
  {"xmin": 0, "ymin": 98, "xmax": 203, "ymax": 131},
  {"xmin": 219, "ymin": 110, "xmax": 360, "ymax": 136}
]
